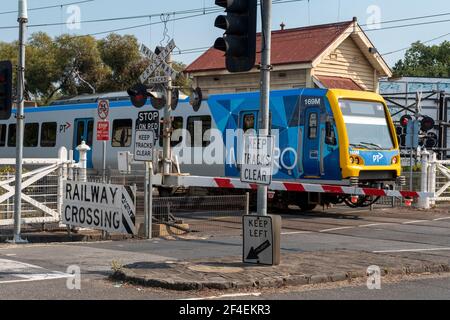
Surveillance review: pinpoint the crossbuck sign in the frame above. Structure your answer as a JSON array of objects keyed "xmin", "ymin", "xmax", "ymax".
[{"xmin": 139, "ymin": 40, "xmax": 177, "ymax": 84}]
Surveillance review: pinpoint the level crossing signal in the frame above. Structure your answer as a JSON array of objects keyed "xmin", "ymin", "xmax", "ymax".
[
  {"xmin": 213, "ymin": 0, "xmax": 258, "ymax": 73},
  {"xmin": 0, "ymin": 60, "xmax": 13, "ymax": 120}
]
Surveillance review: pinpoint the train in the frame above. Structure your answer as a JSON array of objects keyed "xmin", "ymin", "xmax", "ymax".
[{"xmin": 0, "ymin": 88, "xmax": 403, "ymax": 210}]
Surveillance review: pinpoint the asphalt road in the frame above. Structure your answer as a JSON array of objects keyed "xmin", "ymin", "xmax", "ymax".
[{"xmin": 0, "ymin": 205, "xmax": 449, "ymax": 299}]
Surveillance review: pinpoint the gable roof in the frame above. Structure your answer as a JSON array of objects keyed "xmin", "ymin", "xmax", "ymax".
[
  {"xmin": 315, "ymin": 75, "xmax": 363, "ymax": 91},
  {"xmin": 186, "ymin": 21, "xmax": 354, "ymax": 73},
  {"xmin": 185, "ymin": 20, "xmax": 392, "ymax": 77}
]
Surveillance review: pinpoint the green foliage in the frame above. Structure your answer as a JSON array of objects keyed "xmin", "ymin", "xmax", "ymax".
[
  {"xmin": 0, "ymin": 32, "xmax": 192, "ymax": 105},
  {"xmin": 393, "ymin": 41, "xmax": 450, "ymax": 78}
]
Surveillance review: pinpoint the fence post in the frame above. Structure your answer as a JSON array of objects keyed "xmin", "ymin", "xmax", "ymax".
[
  {"xmin": 57, "ymin": 147, "xmax": 68, "ymax": 225},
  {"xmin": 429, "ymin": 152, "xmax": 437, "ymax": 207},
  {"xmin": 418, "ymin": 149, "xmax": 430, "ymax": 209},
  {"xmin": 245, "ymin": 192, "xmax": 250, "ymax": 215},
  {"xmin": 76, "ymin": 141, "xmax": 91, "ymax": 183}
]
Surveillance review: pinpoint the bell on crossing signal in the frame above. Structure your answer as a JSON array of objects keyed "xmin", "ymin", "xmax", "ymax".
[
  {"xmin": 420, "ymin": 116, "xmax": 435, "ymax": 132},
  {"xmin": 400, "ymin": 115, "xmax": 412, "ymax": 128},
  {"xmin": 127, "ymin": 83, "xmax": 148, "ymax": 108},
  {"xmin": 0, "ymin": 60, "xmax": 13, "ymax": 120},
  {"xmin": 213, "ymin": 0, "xmax": 257, "ymax": 73},
  {"xmin": 189, "ymin": 87, "xmax": 203, "ymax": 112}
]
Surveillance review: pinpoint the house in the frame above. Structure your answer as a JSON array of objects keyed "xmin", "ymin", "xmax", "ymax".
[{"xmin": 185, "ymin": 18, "xmax": 392, "ymax": 95}]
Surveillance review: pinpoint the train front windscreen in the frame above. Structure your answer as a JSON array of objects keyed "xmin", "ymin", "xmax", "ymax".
[{"xmin": 339, "ymin": 99, "xmax": 395, "ymax": 151}]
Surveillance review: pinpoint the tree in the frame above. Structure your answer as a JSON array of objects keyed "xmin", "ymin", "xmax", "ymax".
[{"xmin": 393, "ymin": 41, "xmax": 450, "ymax": 78}]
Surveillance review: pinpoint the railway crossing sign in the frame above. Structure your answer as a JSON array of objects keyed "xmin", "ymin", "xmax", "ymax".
[
  {"xmin": 134, "ymin": 111, "xmax": 159, "ymax": 162},
  {"xmin": 97, "ymin": 99, "xmax": 109, "ymax": 120},
  {"xmin": 62, "ymin": 181, "xmax": 137, "ymax": 235},
  {"xmin": 243, "ymin": 215, "xmax": 281, "ymax": 265},
  {"xmin": 241, "ymin": 134, "xmax": 275, "ymax": 185},
  {"xmin": 139, "ymin": 40, "xmax": 178, "ymax": 84}
]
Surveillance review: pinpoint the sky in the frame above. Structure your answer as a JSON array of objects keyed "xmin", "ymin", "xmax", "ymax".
[{"xmin": 0, "ymin": 0, "xmax": 449, "ymax": 68}]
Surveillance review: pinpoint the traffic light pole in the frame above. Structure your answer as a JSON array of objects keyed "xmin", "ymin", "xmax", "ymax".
[
  {"xmin": 13, "ymin": 0, "xmax": 28, "ymax": 244},
  {"xmin": 257, "ymin": 0, "xmax": 272, "ymax": 216},
  {"xmin": 163, "ymin": 52, "xmax": 172, "ymax": 175}
]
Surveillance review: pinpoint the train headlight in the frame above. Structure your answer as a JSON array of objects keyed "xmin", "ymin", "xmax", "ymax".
[
  {"xmin": 391, "ymin": 156, "xmax": 399, "ymax": 165},
  {"xmin": 350, "ymin": 156, "xmax": 355, "ymax": 164}
]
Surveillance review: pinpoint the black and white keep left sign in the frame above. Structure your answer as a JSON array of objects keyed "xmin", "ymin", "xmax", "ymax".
[{"xmin": 62, "ymin": 181, "xmax": 136, "ymax": 235}]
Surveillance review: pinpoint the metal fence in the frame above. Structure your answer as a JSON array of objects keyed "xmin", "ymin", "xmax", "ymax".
[{"xmin": 0, "ymin": 173, "xmax": 60, "ymax": 233}]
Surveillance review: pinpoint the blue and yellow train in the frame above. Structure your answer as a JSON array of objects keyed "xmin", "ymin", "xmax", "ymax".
[{"xmin": 0, "ymin": 88, "xmax": 403, "ymax": 209}]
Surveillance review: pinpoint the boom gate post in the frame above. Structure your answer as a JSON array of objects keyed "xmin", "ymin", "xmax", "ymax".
[
  {"xmin": 163, "ymin": 52, "xmax": 173, "ymax": 176},
  {"xmin": 418, "ymin": 149, "xmax": 430, "ymax": 209}
]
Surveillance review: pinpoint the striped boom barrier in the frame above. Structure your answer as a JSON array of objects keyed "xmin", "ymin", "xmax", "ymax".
[{"xmin": 164, "ymin": 175, "xmax": 434, "ymax": 199}]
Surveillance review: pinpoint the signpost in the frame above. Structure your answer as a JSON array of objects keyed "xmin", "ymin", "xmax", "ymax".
[
  {"xmin": 134, "ymin": 111, "xmax": 159, "ymax": 162},
  {"xmin": 97, "ymin": 99, "xmax": 110, "ymax": 182},
  {"xmin": 243, "ymin": 215, "xmax": 281, "ymax": 265},
  {"xmin": 62, "ymin": 181, "xmax": 136, "ymax": 235}
]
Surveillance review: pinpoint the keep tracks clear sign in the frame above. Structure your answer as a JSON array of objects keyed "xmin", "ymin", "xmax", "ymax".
[
  {"xmin": 134, "ymin": 111, "xmax": 159, "ymax": 162},
  {"xmin": 62, "ymin": 181, "xmax": 137, "ymax": 235},
  {"xmin": 241, "ymin": 134, "xmax": 275, "ymax": 185}
]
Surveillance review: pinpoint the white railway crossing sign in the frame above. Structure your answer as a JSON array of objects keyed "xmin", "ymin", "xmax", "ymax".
[
  {"xmin": 62, "ymin": 181, "xmax": 137, "ymax": 235},
  {"xmin": 139, "ymin": 40, "xmax": 177, "ymax": 84}
]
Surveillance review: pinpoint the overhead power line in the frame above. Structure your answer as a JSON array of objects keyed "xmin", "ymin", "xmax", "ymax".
[{"xmin": 0, "ymin": 0, "xmax": 95, "ymax": 16}]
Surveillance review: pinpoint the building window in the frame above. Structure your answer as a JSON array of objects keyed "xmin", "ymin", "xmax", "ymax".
[
  {"xmin": 24, "ymin": 123, "xmax": 39, "ymax": 147},
  {"xmin": 8, "ymin": 124, "xmax": 16, "ymax": 147},
  {"xmin": 159, "ymin": 117, "xmax": 184, "ymax": 147},
  {"xmin": 187, "ymin": 116, "xmax": 211, "ymax": 147},
  {"xmin": 0, "ymin": 124, "xmax": 6, "ymax": 147},
  {"xmin": 41, "ymin": 122, "xmax": 57, "ymax": 147},
  {"xmin": 111, "ymin": 119, "xmax": 132, "ymax": 148}
]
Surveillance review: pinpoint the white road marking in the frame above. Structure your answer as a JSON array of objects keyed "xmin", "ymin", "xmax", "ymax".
[
  {"xmin": 319, "ymin": 227, "xmax": 354, "ymax": 233},
  {"xmin": 402, "ymin": 220, "xmax": 429, "ymax": 225},
  {"xmin": 0, "ymin": 258, "xmax": 73, "ymax": 284},
  {"xmin": 281, "ymin": 231, "xmax": 313, "ymax": 235},
  {"xmin": 433, "ymin": 217, "xmax": 450, "ymax": 221},
  {"xmin": 358, "ymin": 223, "xmax": 394, "ymax": 228},
  {"xmin": 373, "ymin": 247, "xmax": 450, "ymax": 253},
  {"xmin": 180, "ymin": 293, "xmax": 262, "ymax": 301}
]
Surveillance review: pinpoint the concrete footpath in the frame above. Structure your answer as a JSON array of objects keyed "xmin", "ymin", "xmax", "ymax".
[{"xmin": 111, "ymin": 250, "xmax": 450, "ymax": 291}]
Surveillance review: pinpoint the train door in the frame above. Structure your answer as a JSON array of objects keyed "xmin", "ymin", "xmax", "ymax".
[
  {"xmin": 73, "ymin": 118, "xmax": 94, "ymax": 168},
  {"xmin": 303, "ymin": 108, "xmax": 321, "ymax": 177}
]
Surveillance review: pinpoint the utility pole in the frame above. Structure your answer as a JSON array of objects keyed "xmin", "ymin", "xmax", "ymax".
[
  {"xmin": 257, "ymin": 0, "xmax": 272, "ymax": 216},
  {"xmin": 163, "ymin": 52, "xmax": 173, "ymax": 176},
  {"xmin": 13, "ymin": 0, "xmax": 28, "ymax": 243}
]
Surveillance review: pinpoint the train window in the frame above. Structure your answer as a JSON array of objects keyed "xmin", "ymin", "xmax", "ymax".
[
  {"xmin": 0, "ymin": 124, "xmax": 6, "ymax": 147},
  {"xmin": 87, "ymin": 120, "xmax": 94, "ymax": 147},
  {"xmin": 243, "ymin": 114, "xmax": 255, "ymax": 132},
  {"xmin": 8, "ymin": 124, "xmax": 16, "ymax": 147},
  {"xmin": 159, "ymin": 117, "xmax": 184, "ymax": 147},
  {"xmin": 41, "ymin": 122, "xmax": 57, "ymax": 147},
  {"xmin": 187, "ymin": 116, "xmax": 211, "ymax": 147},
  {"xmin": 308, "ymin": 113, "xmax": 318, "ymax": 139},
  {"xmin": 24, "ymin": 123, "xmax": 39, "ymax": 147},
  {"xmin": 112, "ymin": 119, "xmax": 132, "ymax": 148}
]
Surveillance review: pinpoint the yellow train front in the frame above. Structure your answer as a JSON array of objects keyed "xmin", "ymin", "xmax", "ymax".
[{"xmin": 208, "ymin": 88, "xmax": 403, "ymax": 210}]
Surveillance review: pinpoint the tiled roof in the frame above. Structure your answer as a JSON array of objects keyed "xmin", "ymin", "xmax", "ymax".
[
  {"xmin": 316, "ymin": 75, "xmax": 363, "ymax": 90},
  {"xmin": 185, "ymin": 21, "xmax": 354, "ymax": 73}
]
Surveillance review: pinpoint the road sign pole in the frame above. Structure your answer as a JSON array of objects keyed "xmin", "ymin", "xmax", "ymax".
[
  {"xmin": 257, "ymin": 0, "xmax": 272, "ymax": 217},
  {"xmin": 102, "ymin": 141, "xmax": 107, "ymax": 182},
  {"xmin": 12, "ymin": 0, "xmax": 28, "ymax": 244},
  {"xmin": 163, "ymin": 52, "xmax": 173, "ymax": 176}
]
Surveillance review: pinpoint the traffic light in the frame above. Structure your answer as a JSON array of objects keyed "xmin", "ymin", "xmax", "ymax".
[
  {"xmin": 127, "ymin": 83, "xmax": 148, "ymax": 108},
  {"xmin": 420, "ymin": 116, "xmax": 435, "ymax": 132},
  {"xmin": 400, "ymin": 115, "xmax": 412, "ymax": 128},
  {"xmin": 0, "ymin": 61, "xmax": 13, "ymax": 120},
  {"xmin": 214, "ymin": 0, "xmax": 257, "ymax": 73}
]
